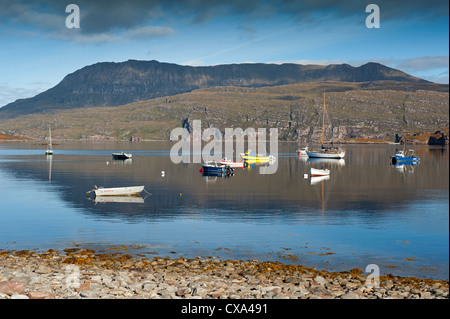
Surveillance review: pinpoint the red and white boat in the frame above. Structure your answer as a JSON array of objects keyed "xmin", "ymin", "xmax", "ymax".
[
  {"xmin": 297, "ymin": 147, "xmax": 308, "ymax": 157},
  {"xmin": 219, "ymin": 158, "xmax": 247, "ymax": 168}
]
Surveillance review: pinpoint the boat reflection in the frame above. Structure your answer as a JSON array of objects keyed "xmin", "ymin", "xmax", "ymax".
[
  {"xmin": 108, "ymin": 158, "xmax": 132, "ymax": 165},
  {"xmin": 93, "ymin": 196, "xmax": 145, "ymax": 204},
  {"xmin": 392, "ymin": 162, "xmax": 418, "ymax": 173},
  {"xmin": 201, "ymin": 171, "xmax": 234, "ymax": 179},
  {"xmin": 310, "ymin": 175, "xmax": 330, "ymax": 185},
  {"xmin": 307, "ymin": 158, "xmax": 345, "ymax": 167}
]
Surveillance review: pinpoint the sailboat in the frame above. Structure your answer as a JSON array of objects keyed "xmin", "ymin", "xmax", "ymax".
[
  {"xmin": 306, "ymin": 93, "xmax": 345, "ymax": 159},
  {"xmin": 45, "ymin": 126, "xmax": 54, "ymax": 156}
]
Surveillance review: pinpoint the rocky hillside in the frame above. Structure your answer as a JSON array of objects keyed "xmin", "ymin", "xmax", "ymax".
[
  {"xmin": 1, "ymin": 81, "xmax": 448, "ymax": 143},
  {"xmin": 0, "ymin": 60, "xmax": 430, "ymax": 119}
]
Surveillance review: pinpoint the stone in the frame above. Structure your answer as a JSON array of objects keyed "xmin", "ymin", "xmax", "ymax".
[
  {"xmin": 27, "ymin": 291, "xmax": 54, "ymax": 299},
  {"xmin": 211, "ymin": 292, "xmax": 224, "ymax": 298},
  {"xmin": 314, "ymin": 276, "xmax": 327, "ymax": 286},
  {"xmin": 176, "ymin": 287, "xmax": 191, "ymax": 297},
  {"xmin": 0, "ymin": 281, "xmax": 25, "ymax": 295},
  {"xmin": 340, "ymin": 291, "xmax": 360, "ymax": 299}
]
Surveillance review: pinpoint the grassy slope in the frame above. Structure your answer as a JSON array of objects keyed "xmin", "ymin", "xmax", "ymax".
[{"xmin": 0, "ymin": 82, "xmax": 448, "ymax": 143}]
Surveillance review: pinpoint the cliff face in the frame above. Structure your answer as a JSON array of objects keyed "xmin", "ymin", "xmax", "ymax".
[{"xmin": 0, "ymin": 60, "xmax": 429, "ymax": 119}]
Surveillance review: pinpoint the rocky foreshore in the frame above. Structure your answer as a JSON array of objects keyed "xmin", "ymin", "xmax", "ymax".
[{"xmin": 0, "ymin": 249, "xmax": 448, "ymax": 300}]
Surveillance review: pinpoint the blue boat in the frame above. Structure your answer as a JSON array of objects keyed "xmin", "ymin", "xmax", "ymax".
[
  {"xmin": 201, "ymin": 161, "xmax": 234, "ymax": 176},
  {"xmin": 390, "ymin": 149, "xmax": 420, "ymax": 165}
]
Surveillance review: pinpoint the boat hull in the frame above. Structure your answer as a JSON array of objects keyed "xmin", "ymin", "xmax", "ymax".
[
  {"xmin": 112, "ymin": 152, "xmax": 132, "ymax": 160},
  {"xmin": 306, "ymin": 150, "xmax": 345, "ymax": 159},
  {"xmin": 202, "ymin": 166, "xmax": 225, "ymax": 173},
  {"xmin": 219, "ymin": 159, "xmax": 246, "ymax": 168},
  {"xmin": 201, "ymin": 162, "xmax": 234, "ymax": 176},
  {"xmin": 391, "ymin": 156, "xmax": 419, "ymax": 165},
  {"xmin": 240, "ymin": 153, "xmax": 276, "ymax": 163},
  {"xmin": 94, "ymin": 186, "xmax": 144, "ymax": 197}
]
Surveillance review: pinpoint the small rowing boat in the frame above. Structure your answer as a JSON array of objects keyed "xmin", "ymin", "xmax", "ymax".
[
  {"xmin": 201, "ymin": 161, "xmax": 234, "ymax": 176},
  {"xmin": 310, "ymin": 167, "xmax": 330, "ymax": 177},
  {"xmin": 87, "ymin": 185, "xmax": 145, "ymax": 197}
]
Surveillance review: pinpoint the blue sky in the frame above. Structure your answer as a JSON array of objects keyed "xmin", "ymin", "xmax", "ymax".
[{"xmin": 0, "ymin": 0, "xmax": 448, "ymax": 107}]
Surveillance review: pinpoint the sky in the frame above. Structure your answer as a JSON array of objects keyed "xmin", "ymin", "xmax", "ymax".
[{"xmin": 0, "ymin": 0, "xmax": 448, "ymax": 108}]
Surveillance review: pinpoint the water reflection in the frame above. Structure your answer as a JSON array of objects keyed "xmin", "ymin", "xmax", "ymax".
[{"xmin": 0, "ymin": 142, "xmax": 448, "ymax": 279}]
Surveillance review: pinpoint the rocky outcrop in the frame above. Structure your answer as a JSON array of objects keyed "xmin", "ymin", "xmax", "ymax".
[{"xmin": 428, "ymin": 131, "xmax": 448, "ymax": 145}]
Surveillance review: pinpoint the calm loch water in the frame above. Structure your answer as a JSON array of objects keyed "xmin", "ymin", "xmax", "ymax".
[{"xmin": 0, "ymin": 141, "xmax": 448, "ymax": 280}]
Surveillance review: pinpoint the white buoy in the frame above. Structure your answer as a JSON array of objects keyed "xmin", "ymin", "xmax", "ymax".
[
  {"xmin": 303, "ymin": 173, "xmax": 308, "ymax": 179},
  {"xmin": 161, "ymin": 170, "xmax": 165, "ymax": 177}
]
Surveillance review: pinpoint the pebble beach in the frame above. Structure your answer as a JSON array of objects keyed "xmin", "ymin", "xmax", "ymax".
[{"xmin": 0, "ymin": 248, "xmax": 448, "ymax": 300}]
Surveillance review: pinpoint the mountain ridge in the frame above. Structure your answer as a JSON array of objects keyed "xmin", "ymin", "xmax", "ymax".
[{"xmin": 0, "ymin": 60, "xmax": 430, "ymax": 119}]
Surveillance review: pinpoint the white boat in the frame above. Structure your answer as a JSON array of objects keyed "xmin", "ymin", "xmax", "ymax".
[
  {"xmin": 45, "ymin": 126, "xmax": 53, "ymax": 156},
  {"xmin": 310, "ymin": 167, "xmax": 330, "ymax": 177},
  {"xmin": 219, "ymin": 158, "xmax": 247, "ymax": 168},
  {"xmin": 306, "ymin": 147, "xmax": 345, "ymax": 159},
  {"xmin": 87, "ymin": 185, "xmax": 145, "ymax": 197},
  {"xmin": 307, "ymin": 93, "xmax": 345, "ymax": 159}
]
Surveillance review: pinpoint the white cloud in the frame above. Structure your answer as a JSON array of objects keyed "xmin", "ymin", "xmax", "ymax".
[
  {"xmin": 397, "ymin": 56, "xmax": 449, "ymax": 72},
  {"xmin": 181, "ymin": 59, "xmax": 205, "ymax": 67},
  {"xmin": 125, "ymin": 26, "xmax": 175, "ymax": 39},
  {"xmin": 0, "ymin": 82, "xmax": 51, "ymax": 108}
]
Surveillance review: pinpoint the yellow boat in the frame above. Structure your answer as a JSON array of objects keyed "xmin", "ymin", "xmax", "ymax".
[{"xmin": 240, "ymin": 150, "xmax": 276, "ymax": 163}]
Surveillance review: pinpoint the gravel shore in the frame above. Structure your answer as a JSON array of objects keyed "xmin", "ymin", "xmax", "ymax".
[{"xmin": 0, "ymin": 249, "xmax": 448, "ymax": 299}]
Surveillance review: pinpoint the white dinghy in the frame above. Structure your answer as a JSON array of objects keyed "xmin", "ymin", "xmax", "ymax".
[{"xmin": 86, "ymin": 185, "xmax": 147, "ymax": 197}]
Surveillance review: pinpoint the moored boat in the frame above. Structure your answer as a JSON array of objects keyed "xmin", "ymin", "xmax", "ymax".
[
  {"xmin": 240, "ymin": 150, "xmax": 276, "ymax": 163},
  {"xmin": 219, "ymin": 158, "xmax": 247, "ymax": 168},
  {"xmin": 306, "ymin": 146, "xmax": 345, "ymax": 159},
  {"xmin": 45, "ymin": 126, "xmax": 54, "ymax": 156},
  {"xmin": 307, "ymin": 92, "xmax": 345, "ymax": 159},
  {"xmin": 112, "ymin": 152, "xmax": 132, "ymax": 160},
  {"xmin": 297, "ymin": 147, "xmax": 308, "ymax": 156},
  {"xmin": 87, "ymin": 185, "xmax": 145, "ymax": 197},
  {"xmin": 201, "ymin": 161, "xmax": 234, "ymax": 176},
  {"xmin": 390, "ymin": 149, "xmax": 419, "ymax": 165}
]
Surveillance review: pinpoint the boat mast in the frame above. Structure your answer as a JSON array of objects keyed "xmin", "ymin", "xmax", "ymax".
[
  {"xmin": 321, "ymin": 92, "xmax": 325, "ymax": 147},
  {"xmin": 48, "ymin": 126, "xmax": 52, "ymax": 150}
]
